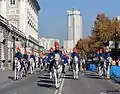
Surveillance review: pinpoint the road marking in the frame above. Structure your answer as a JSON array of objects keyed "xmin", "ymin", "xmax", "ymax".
[
  {"xmin": 54, "ymin": 74, "xmax": 65, "ymax": 94},
  {"xmin": 58, "ymin": 76, "xmax": 65, "ymax": 94}
]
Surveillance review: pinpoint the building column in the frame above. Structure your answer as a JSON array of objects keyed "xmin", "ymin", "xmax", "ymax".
[
  {"xmin": 0, "ymin": 28, "xmax": 5, "ymax": 70},
  {"xmin": 8, "ymin": 32, "xmax": 13, "ymax": 69}
]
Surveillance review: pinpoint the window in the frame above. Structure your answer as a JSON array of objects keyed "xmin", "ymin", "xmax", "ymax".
[{"xmin": 10, "ymin": 0, "xmax": 16, "ymax": 5}]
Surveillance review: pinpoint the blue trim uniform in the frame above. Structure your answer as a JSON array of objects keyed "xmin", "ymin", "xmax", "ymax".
[
  {"xmin": 47, "ymin": 53, "xmax": 54, "ymax": 64},
  {"xmin": 71, "ymin": 52, "xmax": 80, "ymax": 64},
  {"xmin": 62, "ymin": 55, "xmax": 68, "ymax": 64},
  {"xmin": 15, "ymin": 52, "xmax": 22, "ymax": 61},
  {"xmin": 53, "ymin": 50, "xmax": 62, "ymax": 58}
]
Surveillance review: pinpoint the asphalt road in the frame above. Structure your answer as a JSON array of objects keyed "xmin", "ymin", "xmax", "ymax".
[
  {"xmin": 0, "ymin": 70, "xmax": 56, "ymax": 94},
  {"xmin": 61, "ymin": 71, "xmax": 120, "ymax": 94},
  {"xmin": 0, "ymin": 70, "xmax": 120, "ymax": 94}
]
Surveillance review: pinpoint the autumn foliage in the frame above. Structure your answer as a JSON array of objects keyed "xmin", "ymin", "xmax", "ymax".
[{"xmin": 76, "ymin": 13, "xmax": 120, "ymax": 57}]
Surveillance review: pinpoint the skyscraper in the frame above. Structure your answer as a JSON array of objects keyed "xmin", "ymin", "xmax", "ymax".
[{"xmin": 67, "ymin": 8, "xmax": 82, "ymax": 46}]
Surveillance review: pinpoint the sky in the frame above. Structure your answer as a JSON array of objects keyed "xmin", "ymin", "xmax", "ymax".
[{"xmin": 38, "ymin": 0, "xmax": 120, "ymax": 44}]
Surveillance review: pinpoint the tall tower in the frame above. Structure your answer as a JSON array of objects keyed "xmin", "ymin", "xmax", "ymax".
[{"xmin": 67, "ymin": 8, "xmax": 82, "ymax": 46}]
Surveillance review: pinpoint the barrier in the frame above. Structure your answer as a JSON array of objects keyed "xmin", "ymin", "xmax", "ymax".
[
  {"xmin": 110, "ymin": 65, "xmax": 120, "ymax": 78},
  {"xmin": 87, "ymin": 64, "xmax": 97, "ymax": 71}
]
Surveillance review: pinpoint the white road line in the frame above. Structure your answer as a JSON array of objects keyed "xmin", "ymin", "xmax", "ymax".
[
  {"xmin": 58, "ymin": 75, "xmax": 65, "ymax": 94},
  {"xmin": 54, "ymin": 74, "xmax": 65, "ymax": 94}
]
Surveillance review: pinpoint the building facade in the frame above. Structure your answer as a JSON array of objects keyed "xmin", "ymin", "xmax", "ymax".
[
  {"xmin": 0, "ymin": 0, "xmax": 40, "ymax": 43},
  {"xmin": 0, "ymin": 15, "xmax": 26, "ymax": 69},
  {"xmin": 63, "ymin": 40, "xmax": 73, "ymax": 52},
  {"xmin": 39, "ymin": 37, "xmax": 59, "ymax": 52},
  {"xmin": 117, "ymin": 16, "xmax": 120, "ymax": 21},
  {"xmin": 0, "ymin": 0, "xmax": 42, "ymax": 69},
  {"xmin": 67, "ymin": 8, "xmax": 82, "ymax": 46}
]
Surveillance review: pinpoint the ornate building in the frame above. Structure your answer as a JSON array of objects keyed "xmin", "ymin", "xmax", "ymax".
[{"xmin": 0, "ymin": 0, "xmax": 42, "ymax": 69}]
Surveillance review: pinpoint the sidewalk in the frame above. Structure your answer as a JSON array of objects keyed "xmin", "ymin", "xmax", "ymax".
[{"xmin": 0, "ymin": 70, "xmax": 14, "ymax": 86}]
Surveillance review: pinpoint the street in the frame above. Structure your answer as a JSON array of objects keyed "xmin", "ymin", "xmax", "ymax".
[
  {"xmin": 61, "ymin": 71, "xmax": 120, "ymax": 94},
  {"xmin": 0, "ymin": 70, "xmax": 120, "ymax": 94}
]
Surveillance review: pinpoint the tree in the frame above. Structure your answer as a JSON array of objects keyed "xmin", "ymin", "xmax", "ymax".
[
  {"xmin": 91, "ymin": 13, "xmax": 111, "ymax": 49},
  {"xmin": 76, "ymin": 13, "xmax": 120, "ymax": 56},
  {"xmin": 76, "ymin": 38, "xmax": 89, "ymax": 57}
]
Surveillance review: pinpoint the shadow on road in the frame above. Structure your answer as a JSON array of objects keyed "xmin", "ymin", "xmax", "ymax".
[
  {"xmin": 44, "ymin": 74, "xmax": 49, "ymax": 76},
  {"xmin": 8, "ymin": 76, "xmax": 14, "ymax": 81},
  {"xmin": 64, "ymin": 76, "xmax": 73, "ymax": 79},
  {"xmin": 84, "ymin": 73, "xmax": 103, "ymax": 79},
  {"xmin": 37, "ymin": 79, "xmax": 54, "ymax": 84},
  {"xmin": 37, "ymin": 72, "xmax": 54, "ymax": 88},
  {"xmin": 65, "ymin": 74, "xmax": 73, "ymax": 76},
  {"xmin": 38, "ymin": 76, "xmax": 50, "ymax": 80},
  {"xmin": 37, "ymin": 83, "xmax": 54, "ymax": 88},
  {"xmin": 86, "ymin": 76, "xmax": 103, "ymax": 79},
  {"xmin": 111, "ymin": 77, "xmax": 120, "ymax": 85}
]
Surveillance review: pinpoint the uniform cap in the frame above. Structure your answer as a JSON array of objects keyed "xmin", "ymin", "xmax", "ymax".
[
  {"xmin": 16, "ymin": 47, "xmax": 20, "ymax": 51},
  {"xmin": 54, "ymin": 41, "xmax": 59, "ymax": 47}
]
